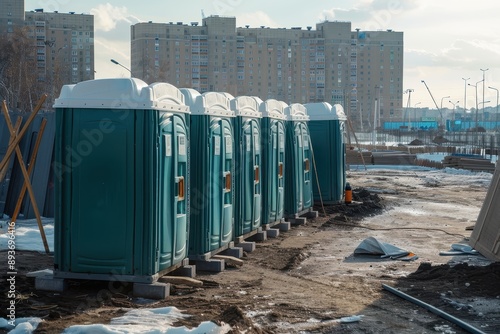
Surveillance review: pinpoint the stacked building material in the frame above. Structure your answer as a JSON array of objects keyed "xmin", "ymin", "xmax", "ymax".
[
  {"xmin": 346, "ymin": 149, "xmax": 373, "ymax": 165},
  {"xmin": 442, "ymin": 155, "xmax": 495, "ymax": 172},
  {"xmin": 371, "ymin": 151, "xmax": 417, "ymax": 165}
]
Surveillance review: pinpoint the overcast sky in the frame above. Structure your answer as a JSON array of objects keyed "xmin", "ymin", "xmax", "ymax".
[{"xmin": 25, "ymin": 0, "xmax": 500, "ymax": 110}]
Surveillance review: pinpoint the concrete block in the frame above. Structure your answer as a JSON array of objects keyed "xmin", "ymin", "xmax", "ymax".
[
  {"xmin": 288, "ymin": 217, "xmax": 307, "ymax": 226},
  {"xmin": 133, "ymin": 282, "xmax": 170, "ymax": 299},
  {"xmin": 35, "ymin": 275, "xmax": 67, "ymax": 292},
  {"xmin": 250, "ymin": 231, "xmax": 267, "ymax": 242},
  {"xmin": 304, "ymin": 210, "xmax": 319, "ymax": 219},
  {"xmin": 266, "ymin": 228, "xmax": 280, "ymax": 238},
  {"xmin": 278, "ymin": 220, "xmax": 291, "ymax": 231},
  {"xmin": 170, "ymin": 264, "xmax": 196, "ymax": 278},
  {"xmin": 222, "ymin": 247, "xmax": 244, "ymax": 258},
  {"xmin": 194, "ymin": 259, "xmax": 225, "ymax": 272},
  {"xmin": 236, "ymin": 241, "xmax": 256, "ymax": 253}
]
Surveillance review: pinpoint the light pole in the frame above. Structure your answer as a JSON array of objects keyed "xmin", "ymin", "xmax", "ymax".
[
  {"xmin": 449, "ymin": 100, "xmax": 459, "ymax": 131},
  {"xmin": 110, "ymin": 59, "xmax": 132, "ymax": 75},
  {"xmin": 404, "ymin": 88, "xmax": 413, "ymax": 129},
  {"xmin": 469, "ymin": 79, "xmax": 483, "ymax": 130},
  {"xmin": 479, "ymin": 100, "xmax": 490, "ymax": 125},
  {"xmin": 481, "ymin": 68, "xmax": 489, "ymax": 122},
  {"xmin": 440, "ymin": 96, "xmax": 450, "ymax": 128},
  {"xmin": 488, "ymin": 86, "xmax": 499, "ymax": 130},
  {"xmin": 462, "ymin": 77, "xmax": 469, "ymax": 114},
  {"xmin": 414, "ymin": 102, "xmax": 421, "ymax": 129}
]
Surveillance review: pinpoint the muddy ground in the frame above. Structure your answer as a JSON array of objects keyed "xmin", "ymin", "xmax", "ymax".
[{"xmin": 1, "ymin": 168, "xmax": 500, "ymax": 333}]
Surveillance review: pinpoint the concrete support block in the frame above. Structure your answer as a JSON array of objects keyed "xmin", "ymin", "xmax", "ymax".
[
  {"xmin": 251, "ymin": 231, "xmax": 267, "ymax": 242},
  {"xmin": 278, "ymin": 220, "xmax": 291, "ymax": 231},
  {"xmin": 288, "ymin": 217, "xmax": 307, "ymax": 226},
  {"xmin": 170, "ymin": 265, "xmax": 196, "ymax": 278},
  {"xmin": 236, "ymin": 241, "xmax": 256, "ymax": 253},
  {"xmin": 35, "ymin": 275, "xmax": 67, "ymax": 292},
  {"xmin": 266, "ymin": 228, "xmax": 280, "ymax": 238},
  {"xmin": 194, "ymin": 258, "xmax": 225, "ymax": 272},
  {"xmin": 133, "ymin": 282, "xmax": 170, "ymax": 299},
  {"xmin": 222, "ymin": 247, "xmax": 244, "ymax": 258},
  {"xmin": 305, "ymin": 210, "xmax": 319, "ymax": 219}
]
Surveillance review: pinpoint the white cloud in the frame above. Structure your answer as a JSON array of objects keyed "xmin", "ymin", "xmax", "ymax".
[{"xmin": 91, "ymin": 3, "xmax": 141, "ymax": 32}]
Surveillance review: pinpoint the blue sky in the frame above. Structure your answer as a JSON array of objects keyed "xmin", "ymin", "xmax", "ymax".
[{"xmin": 25, "ymin": 0, "xmax": 500, "ymax": 110}]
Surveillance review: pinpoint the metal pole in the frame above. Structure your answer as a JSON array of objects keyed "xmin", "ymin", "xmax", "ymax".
[
  {"xmin": 481, "ymin": 68, "xmax": 489, "ymax": 123},
  {"xmin": 383, "ymin": 284, "xmax": 487, "ymax": 334},
  {"xmin": 462, "ymin": 77, "xmax": 469, "ymax": 115},
  {"xmin": 488, "ymin": 86, "xmax": 499, "ymax": 131}
]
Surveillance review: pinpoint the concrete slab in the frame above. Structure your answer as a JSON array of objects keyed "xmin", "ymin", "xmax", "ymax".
[
  {"xmin": 287, "ymin": 217, "xmax": 307, "ymax": 225},
  {"xmin": 236, "ymin": 241, "xmax": 256, "ymax": 253},
  {"xmin": 133, "ymin": 282, "xmax": 170, "ymax": 299},
  {"xmin": 170, "ymin": 264, "xmax": 196, "ymax": 278},
  {"xmin": 35, "ymin": 275, "xmax": 67, "ymax": 292},
  {"xmin": 250, "ymin": 230, "xmax": 267, "ymax": 242},
  {"xmin": 278, "ymin": 220, "xmax": 291, "ymax": 231},
  {"xmin": 266, "ymin": 228, "xmax": 280, "ymax": 238},
  {"xmin": 304, "ymin": 210, "xmax": 319, "ymax": 219},
  {"xmin": 194, "ymin": 258, "xmax": 225, "ymax": 272},
  {"xmin": 222, "ymin": 247, "xmax": 244, "ymax": 258}
]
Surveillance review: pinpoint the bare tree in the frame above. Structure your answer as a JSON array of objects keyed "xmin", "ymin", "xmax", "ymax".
[{"xmin": 0, "ymin": 27, "xmax": 45, "ymax": 112}]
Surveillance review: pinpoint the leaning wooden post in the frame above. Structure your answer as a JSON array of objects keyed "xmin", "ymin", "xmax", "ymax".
[
  {"xmin": 10, "ymin": 118, "xmax": 47, "ymax": 226},
  {"xmin": 0, "ymin": 94, "xmax": 47, "ymax": 173},
  {"xmin": 1, "ymin": 100, "xmax": 50, "ymax": 253},
  {"xmin": 0, "ymin": 117, "xmax": 22, "ymax": 182}
]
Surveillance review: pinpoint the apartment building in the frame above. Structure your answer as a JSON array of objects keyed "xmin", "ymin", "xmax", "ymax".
[
  {"xmin": 24, "ymin": 9, "xmax": 94, "ymax": 99},
  {"xmin": 0, "ymin": 0, "xmax": 24, "ymax": 34},
  {"xmin": 131, "ymin": 16, "xmax": 403, "ymax": 129}
]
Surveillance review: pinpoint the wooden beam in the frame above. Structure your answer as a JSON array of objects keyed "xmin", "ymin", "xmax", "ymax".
[{"xmin": 2, "ymin": 100, "xmax": 50, "ymax": 253}]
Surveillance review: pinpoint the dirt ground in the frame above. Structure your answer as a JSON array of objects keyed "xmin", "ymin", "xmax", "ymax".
[{"xmin": 2, "ymin": 168, "xmax": 500, "ymax": 333}]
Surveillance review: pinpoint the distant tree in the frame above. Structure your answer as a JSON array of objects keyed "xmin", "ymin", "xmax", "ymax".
[{"xmin": 0, "ymin": 27, "xmax": 45, "ymax": 112}]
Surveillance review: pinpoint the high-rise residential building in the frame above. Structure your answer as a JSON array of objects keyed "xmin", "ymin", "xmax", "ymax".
[
  {"xmin": 0, "ymin": 0, "xmax": 25, "ymax": 34},
  {"xmin": 131, "ymin": 16, "xmax": 403, "ymax": 129},
  {"xmin": 24, "ymin": 9, "xmax": 95, "ymax": 103}
]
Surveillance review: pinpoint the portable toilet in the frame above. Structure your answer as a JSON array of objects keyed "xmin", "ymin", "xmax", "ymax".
[
  {"xmin": 181, "ymin": 88, "xmax": 235, "ymax": 257},
  {"xmin": 229, "ymin": 96, "xmax": 263, "ymax": 238},
  {"xmin": 305, "ymin": 102, "xmax": 347, "ymax": 204},
  {"xmin": 260, "ymin": 99, "xmax": 287, "ymax": 226},
  {"xmin": 53, "ymin": 78, "xmax": 190, "ymax": 283},
  {"xmin": 284, "ymin": 103, "xmax": 314, "ymax": 218}
]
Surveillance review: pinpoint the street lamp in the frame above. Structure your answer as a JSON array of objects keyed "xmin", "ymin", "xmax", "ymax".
[
  {"xmin": 110, "ymin": 59, "xmax": 132, "ymax": 75},
  {"xmin": 440, "ymin": 96, "xmax": 450, "ymax": 128},
  {"xmin": 404, "ymin": 88, "xmax": 414, "ymax": 128},
  {"xmin": 462, "ymin": 77, "xmax": 469, "ymax": 113},
  {"xmin": 449, "ymin": 100, "xmax": 459, "ymax": 130},
  {"xmin": 414, "ymin": 102, "xmax": 421, "ymax": 128},
  {"xmin": 488, "ymin": 86, "xmax": 499, "ymax": 130},
  {"xmin": 469, "ymin": 79, "xmax": 484, "ymax": 130},
  {"xmin": 481, "ymin": 68, "xmax": 489, "ymax": 121},
  {"xmin": 479, "ymin": 100, "xmax": 490, "ymax": 125}
]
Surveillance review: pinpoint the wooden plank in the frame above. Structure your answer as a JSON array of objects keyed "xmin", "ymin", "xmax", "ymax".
[{"xmin": 158, "ymin": 276, "xmax": 204, "ymax": 287}]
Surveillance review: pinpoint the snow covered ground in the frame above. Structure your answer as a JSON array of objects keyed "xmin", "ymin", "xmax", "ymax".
[{"xmin": 0, "ymin": 165, "xmax": 495, "ymax": 333}]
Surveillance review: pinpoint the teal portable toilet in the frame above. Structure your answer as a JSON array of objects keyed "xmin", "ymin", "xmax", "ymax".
[
  {"xmin": 305, "ymin": 102, "xmax": 347, "ymax": 204},
  {"xmin": 230, "ymin": 96, "xmax": 263, "ymax": 237},
  {"xmin": 260, "ymin": 99, "xmax": 287, "ymax": 226},
  {"xmin": 284, "ymin": 103, "xmax": 314, "ymax": 218},
  {"xmin": 181, "ymin": 89, "xmax": 235, "ymax": 257},
  {"xmin": 53, "ymin": 78, "xmax": 190, "ymax": 283}
]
